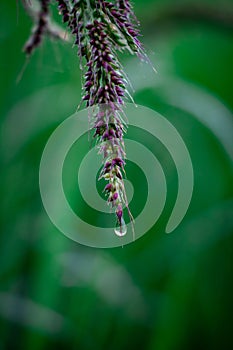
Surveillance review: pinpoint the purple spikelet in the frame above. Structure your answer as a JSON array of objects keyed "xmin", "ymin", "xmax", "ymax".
[{"xmin": 56, "ymin": 0, "xmax": 70, "ymax": 23}]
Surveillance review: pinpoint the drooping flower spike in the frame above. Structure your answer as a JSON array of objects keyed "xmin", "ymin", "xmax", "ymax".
[{"xmin": 23, "ymin": 0, "xmax": 148, "ymax": 237}]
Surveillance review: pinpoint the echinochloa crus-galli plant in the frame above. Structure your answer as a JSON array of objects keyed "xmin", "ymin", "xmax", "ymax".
[{"xmin": 22, "ymin": 0, "xmax": 149, "ymax": 238}]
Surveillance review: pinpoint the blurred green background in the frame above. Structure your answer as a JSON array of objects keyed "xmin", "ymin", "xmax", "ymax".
[{"xmin": 1, "ymin": 0, "xmax": 233, "ymax": 349}]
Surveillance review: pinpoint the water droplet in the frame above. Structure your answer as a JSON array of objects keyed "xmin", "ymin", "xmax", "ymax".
[{"xmin": 114, "ymin": 219, "xmax": 127, "ymax": 237}]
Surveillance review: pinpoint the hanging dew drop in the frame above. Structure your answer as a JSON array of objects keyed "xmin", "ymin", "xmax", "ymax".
[{"xmin": 114, "ymin": 218, "xmax": 127, "ymax": 237}]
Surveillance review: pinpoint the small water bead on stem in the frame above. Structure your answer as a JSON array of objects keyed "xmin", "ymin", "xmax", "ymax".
[
  {"xmin": 114, "ymin": 204, "xmax": 127, "ymax": 237},
  {"xmin": 114, "ymin": 218, "xmax": 127, "ymax": 237}
]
